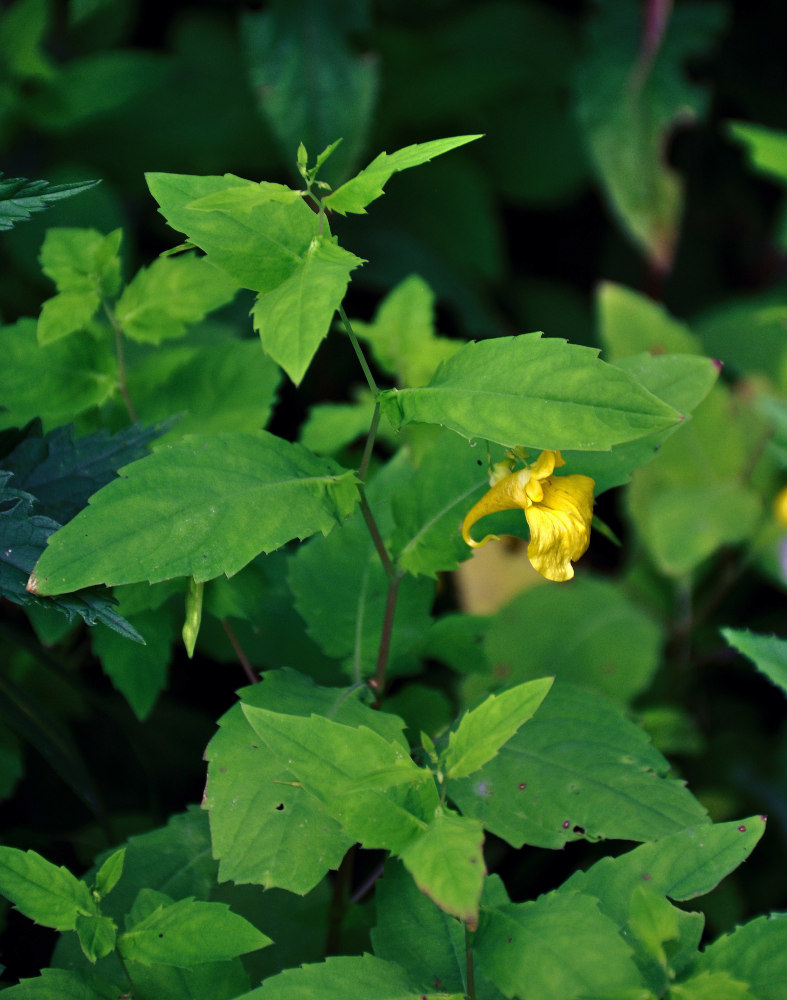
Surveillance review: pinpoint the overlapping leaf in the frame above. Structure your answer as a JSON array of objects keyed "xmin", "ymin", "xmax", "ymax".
[
  {"xmin": 29, "ymin": 431, "xmax": 359, "ymax": 593},
  {"xmin": 379, "ymin": 333, "xmax": 682, "ymax": 451},
  {"xmin": 0, "ymin": 174, "xmax": 99, "ymax": 231},
  {"xmin": 722, "ymin": 629, "xmax": 787, "ymax": 696}
]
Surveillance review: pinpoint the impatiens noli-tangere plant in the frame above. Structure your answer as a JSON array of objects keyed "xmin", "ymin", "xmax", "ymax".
[{"xmin": 0, "ymin": 134, "xmax": 783, "ymax": 1000}]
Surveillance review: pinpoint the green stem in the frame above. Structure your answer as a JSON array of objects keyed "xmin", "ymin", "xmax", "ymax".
[
  {"xmin": 117, "ymin": 948, "xmax": 142, "ymax": 999},
  {"xmin": 465, "ymin": 923, "xmax": 476, "ymax": 1000},
  {"xmin": 359, "ymin": 403, "xmax": 381, "ymax": 482},
  {"xmin": 338, "ymin": 304, "xmax": 378, "ymax": 396},
  {"xmin": 102, "ymin": 300, "xmax": 137, "ymax": 422}
]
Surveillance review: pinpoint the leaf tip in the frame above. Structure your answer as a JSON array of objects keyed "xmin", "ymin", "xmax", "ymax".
[{"xmin": 26, "ymin": 572, "xmax": 42, "ymax": 595}]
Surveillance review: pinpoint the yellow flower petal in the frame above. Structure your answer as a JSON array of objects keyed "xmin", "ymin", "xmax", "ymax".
[
  {"xmin": 461, "ymin": 468, "xmax": 532, "ymax": 548},
  {"xmin": 525, "ymin": 474, "xmax": 595, "ymax": 582}
]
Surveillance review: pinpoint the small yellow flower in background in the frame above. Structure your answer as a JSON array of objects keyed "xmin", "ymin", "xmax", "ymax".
[
  {"xmin": 461, "ymin": 449, "xmax": 595, "ymax": 582},
  {"xmin": 774, "ymin": 485, "xmax": 787, "ymax": 529}
]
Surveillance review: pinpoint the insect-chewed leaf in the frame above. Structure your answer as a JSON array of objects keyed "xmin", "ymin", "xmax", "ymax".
[{"xmin": 28, "ymin": 432, "xmax": 359, "ymax": 594}]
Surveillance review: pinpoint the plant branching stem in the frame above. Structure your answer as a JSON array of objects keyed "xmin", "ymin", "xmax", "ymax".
[
  {"xmin": 220, "ymin": 619, "xmax": 258, "ymax": 684},
  {"xmin": 359, "ymin": 403, "xmax": 381, "ymax": 481},
  {"xmin": 117, "ymin": 950, "xmax": 141, "ymax": 999},
  {"xmin": 338, "ymin": 304, "xmax": 378, "ymax": 396},
  {"xmin": 359, "ymin": 488, "xmax": 396, "ymax": 581},
  {"xmin": 371, "ymin": 569, "xmax": 403, "ymax": 699},
  {"xmin": 465, "ymin": 923, "xmax": 476, "ymax": 1000},
  {"xmin": 102, "ymin": 301, "xmax": 137, "ymax": 422}
]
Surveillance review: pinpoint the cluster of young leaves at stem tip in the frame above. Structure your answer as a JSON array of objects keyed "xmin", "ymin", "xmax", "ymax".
[{"xmin": 5, "ymin": 135, "xmax": 781, "ymax": 997}]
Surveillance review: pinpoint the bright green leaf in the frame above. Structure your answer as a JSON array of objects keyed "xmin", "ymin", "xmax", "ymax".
[
  {"xmin": 29, "ymin": 431, "xmax": 359, "ymax": 593},
  {"xmin": 324, "ymin": 134, "xmax": 483, "ymax": 215},
  {"xmin": 38, "ymin": 289, "xmax": 100, "ymax": 345},
  {"xmin": 0, "ymin": 969, "xmax": 121, "ymax": 999},
  {"xmin": 450, "ymin": 682, "xmax": 707, "ymax": 849},
  {"xmin": 0, "ymin": 846, "xmax": 95, "ymax": 931},
  {"xmin": 115, "ymin": 254, "xmax": 238, "ymax": 344},
  {"xmin": 474, "ymin": 890, "xmax": 642, "ymax": 999},
  {"xmin": 443, "ymin": 678, "xmax": 553, "ymax": 779},
  {"xmin": 728, "ymin": 121, "xmax": 787, "ymax": 185},
  {"xmin": 722, "ymin": 628, "xmax": 787, "ymax": 696},
  {"xmin": 380, "ymin": 333, "xmax": 682, "ymax": 451},
  {"xmin": 94, "ymin": 848, "xmax": 125, "ymax": 899},
  {"xmin": 695, "ymin": 913, "xmax": 787, "ymax": 998},
  {"xmin": 352, "ymin": 274, "xmax": 463, "ymax": 387},
  {"xmin": 252, "ymin": 236, "xmax": 364, "ymax": 384},
  {"xmin": 119, "ymin": 896, "xmax": 271, "ymax": 967},
  {"xmin": 145, "ymin": 172, "xmax": 319, "ymax": 293},
  {"xmin": 235, "ymin": 953, "xmax": 421, "ymax": 1000},
  {"xmin": 670, "ymin": 971, "xmax": 753, "ymax": 999},
  {"xmin": 39, "ymin": 227, "xmax": 122, "ymax": 298},
  {"xmin": 76, "ymin": 912, "xmax": 117, "ymax": 963},
  {"xmin": 399, "ymin": 809, "xmax": 485, "ymax": 926},
  {"xmin": 598, "ymin": 282, "xmax": 702, "ymax": 361}
]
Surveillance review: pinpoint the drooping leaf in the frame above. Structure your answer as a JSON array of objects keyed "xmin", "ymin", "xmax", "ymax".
[
  {"xmin": 0, "ymin": 847, "xmax": 95, "ymax": 931},
  {"xmin": 118, "ymin": 895, "xmax": 270, "ymax": 967},
  {"xmin": 442, "ymin": 678, "xmax": 553, "ymax": 780},
  {"xmin": 722, "ymin": 628, "xmax": 787, "ymax": 696},
  {"xmin": 324, "ymin": 134, "xmax": 483, "ymax": 215},
  {"xmin": 114, "ymin": 254, "xmax": 238, "ymax": 344},
  {"xmin": 251, "ymin": 236, "xmax": 364, "ymax": 384},
  {"xmin": 576, "ymin": 0, "xmax": 725, "ymax": 270},
  {"xmin": 0, "ymin": 174, "xmax": 99, "ymax": 231},
  {"xmin": 29, "ymin": 431, "xmax": 359, "ymax": 593},
  {"xmin": 379, "ymin": 333, "xmax": 682, "ymax": 451},
  {"xmin": 473, "ymin": 890, "xmax": 642, "ymax": 999},
  {"xmin": 450, "ymin": 682, "xmax": 707, "ymax": 849},
  {"xmin": 241, "ymin": 3, "xmax": 378, "ymax": 184},
  {"xmin": 145, "ymin": 172, "xmax": 320, "ymax": 293}
]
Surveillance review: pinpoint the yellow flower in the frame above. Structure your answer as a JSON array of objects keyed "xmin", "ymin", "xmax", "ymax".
[{"xmin": 461, "ymin": 450, "xmax": 595, "ymax": 582}]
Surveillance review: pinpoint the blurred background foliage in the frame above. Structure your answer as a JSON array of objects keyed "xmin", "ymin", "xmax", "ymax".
[{"xmin": 0, "ymin": 0, "xmax": 786, "ymax": 985}]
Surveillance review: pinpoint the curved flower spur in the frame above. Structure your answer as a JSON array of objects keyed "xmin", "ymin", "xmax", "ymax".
[{"xmin": 461, "ymin": 449, "xmax": 595, "ymax": 582}]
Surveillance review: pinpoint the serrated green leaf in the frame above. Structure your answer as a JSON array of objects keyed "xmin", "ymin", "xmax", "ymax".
[
  {"xmin": 121, "ymin": 959, "xmax": 251, "ymax": 1000},
  {"xmin": 722, "ymin": 628, "xmax": 787, "ymax": 696},
  {"xmin": 0, "ymin": 174, "xmax": 99, "ymax": 231},
  {"xmin": 560, "ymin": 816, "xmax": 766, "ymax": 923},
  {"xmin": 145, "ymin": 172, "xmax": 320, "ymax": 293},
  {"xmin": 351, "ymin": 274, "xmax": 463, "ymax": 387},
  {"xmin": 0, "ymin": 846, "xmax": 95, "ymax": 931},
  {"xmin": 670, "ymin": 971, "xmax": 753, "ymax": 999},
  {"xmin": 443, "ymin": 678, "xmax": 553, "ymax": 780},
  {"xmin": 115, "ymin": 254, "xmax": 238, "ymax": 344},
  {"xmin": 450, "ymin": 682, "xmax": 707, "ymax": 849},
  {"xmin": 728, "ymin": 121, "xmax": 787, "ymax": 184},
  {"xmin": 474, "ymin": 891, "xmax": 642, "ymax": 999},
  {"xmin": 695, "ymin": 913, "xmax": 787, "ymax": 998},
  {"xmin": 242, "ymin": 706, "xmax": 436, "ymax": 853},
  {"xmin": 0, "ymin": 968, "xmax": 121, "ymax": 999},
  {"xmin": 119, "ymin": 896, "xmax": 270, "ymax": 967},
  {"xmin": 204, "ymin": 669, "xmax": 403, "ymax": 893},
  {"xmin": 39, "ymin": 227, "xmax": 122, "ymax": 298},
  {"xmin": 29, "ymin": 431, "xmax": 359, "ymax": 593},
  {"xmin": 186, "ymin": 177, "xmax": 304, "ymax": 211},
  {"xmin": 483, "ymin": 578, "xmax": 661, "ymax": 705},
  {"xmin": 0, "ymin": 320, "xmax": 117, "ymax": 429},
  {"xmin": 235, "ymin": 953, "xmax": 420, "ymax": 1000},
  {"xmin": 38, "ymin": 289, "xmax": 100, "ymax": 345},
  {"xmin": 252, "ymin": 236, "xmax": 364, "ymax": 384},
  {"xmin": 76, "ymin": 912, "xmax": 117, "ymax": 963},
  {"xmin": 325, "ymin": 134, "xmax": 483, "ymax": 215},
  {"xmin": 379, "ymin": 333, "xmax": 681, "ymax": 451},
  {"xmin": 398, "ymin": 809, "xmax": 485, "ymax": 926},
  {"xmin": 94, "ymin": 848, "xmax": 125, "ymax": 899}
]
